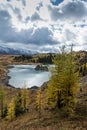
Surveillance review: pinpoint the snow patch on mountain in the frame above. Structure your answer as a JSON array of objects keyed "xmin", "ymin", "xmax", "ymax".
[{"xmin": 0, "ymin": 46, "xmax": 38, "ymax": 55}]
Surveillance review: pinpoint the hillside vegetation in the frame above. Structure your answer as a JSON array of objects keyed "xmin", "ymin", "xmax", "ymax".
[
  {"xmin": 0, "ymin": 51, "xmax": 87, "ymax": 129},
  {"xmin": 13, "ymin": 53, "xmax": 55, "ymax": 64}
]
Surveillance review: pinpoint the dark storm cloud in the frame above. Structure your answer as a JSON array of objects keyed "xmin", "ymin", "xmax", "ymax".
[
  {"xmin": 48, "ymin": 1, "xmax": 87, "ymax": 21},
  {"xmin": 22, "ymin": 0, "xmax": 26, "ymax": 6},
  {"xmin": 31, "ymin": 12, "xmax": 42, "ymax": 21},
  {"xmin": 6, "ymin": 4, "xmax": 23, "ymax": 21},
  {"xmin": 6, "ymin": 0, "xmax": 11, "ymax": 2},
  {"xmin": 82, "ymin": 0, "xmax": 87, "ymax": 2},
  {"xmin": 36, "ymin": 2, "xmax": 43, "ymax": 11},
  {"xmin": 0, "ymin": 10, "xmax": 57, "ymax": 46},
  {"xmin": 6, "ymin": 4, "xmax": 30, "ymax": 23},
  {"xmin": 0, "ymin": 10, "xmax": 29, "ymax": 43},
  {"xmin": 18, "ymin": 27, "xmax": 57, "ymax": 45},
  {"xmin": 28, "ymin": 27, "xmax": 57, "ymax": 45},
  {"xmin": 0, "ymin": 10, "xmax": 17, "ymax": 42},
  {"xmin": 13, "ymin": 7, "xmax": 20, "ymax": 15},
  {"xmin": 16, "ymin": 0, "xmax": 26, "ymax": 6},
  {"xmin": 13, "ymin": 7, "xmax": 22, "ymax": 21},
  {"xmin": 25, "ymin": 16, "xmax": 30, "ymax": 23}
]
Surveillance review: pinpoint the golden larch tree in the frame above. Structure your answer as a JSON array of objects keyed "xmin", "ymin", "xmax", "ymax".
[
  {"xmin": 47, "ymin": 46, "xmax": 79, "ymax": 115},
  {"xmin": 7, "ymin": 98, "xmax": 15, "ymax": 121}
]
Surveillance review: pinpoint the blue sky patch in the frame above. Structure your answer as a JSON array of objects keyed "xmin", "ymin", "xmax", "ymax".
[{"xmin": 50, "ymin": 0, "xmax": 64, "ymax": 6}]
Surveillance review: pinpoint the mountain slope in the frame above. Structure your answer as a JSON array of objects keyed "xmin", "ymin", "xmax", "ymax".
[{"xmin": 0, "ymin": 46, "xmax": 38, "ymax": 55}]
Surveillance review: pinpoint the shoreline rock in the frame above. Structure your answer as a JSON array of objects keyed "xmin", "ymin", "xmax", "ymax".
[{"xmin": 35, "ymin": 65, "xmax": 48, "ymax": 71}]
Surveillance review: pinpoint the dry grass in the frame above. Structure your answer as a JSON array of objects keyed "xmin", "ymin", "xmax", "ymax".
[
  {"xmin": 0, "ymin": 85, "xmax": 87, "ymax": 130},
  {"xmin": 0, "ymin": 54, "xmax": 87, "ymax": 130}
]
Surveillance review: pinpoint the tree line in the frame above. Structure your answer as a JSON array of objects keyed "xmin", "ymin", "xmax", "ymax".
[{"xmin": 14, "ymin": 53, "xmax": 55, "ymax": 64}]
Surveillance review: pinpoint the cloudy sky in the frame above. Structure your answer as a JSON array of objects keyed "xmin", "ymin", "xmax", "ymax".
[{"xmin": 0, "ymin": 0, "xmax": 87, "ymax": 53}]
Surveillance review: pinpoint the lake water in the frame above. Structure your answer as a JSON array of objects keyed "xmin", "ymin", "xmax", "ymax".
[{"xmin": 8, "ymin": 65, "xmax": 51, "ymax": 88}]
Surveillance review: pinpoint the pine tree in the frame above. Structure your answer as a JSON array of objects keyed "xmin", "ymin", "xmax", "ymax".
[
  {"xmin": 14, "ymin": 84, "xmax": 30, "ymax": 117},
  {"xmin": 36, "ymin": 88, "xmax": 42, "ymax": 113},
  {"xmin": 0, "ymin": 86, "xmax": 7, "ymax": 118},
  {"xmin": 47, "ymin": 46, "xmax": 79, "ymax": 114},
  {"xmin": 21, "ymin": 83, "xmax": 30, "ymax": 112},
  {"xmin": 6, "ymin": 98, "xmax": 15, "ymax": 121},
  {"xmin": 14, "ymin": 92, "xmax": 23, "ymax": 116}
]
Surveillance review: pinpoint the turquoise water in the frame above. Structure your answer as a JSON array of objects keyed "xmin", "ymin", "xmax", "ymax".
[{"xmin": 8, "ymin": 65, "xmax": 51, "ymax": 88}]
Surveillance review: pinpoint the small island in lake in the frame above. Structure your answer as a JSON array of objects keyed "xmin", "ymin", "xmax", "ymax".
[{"xmin": 35, "ymin": 64, "xmax": 48, "ymax": 71}]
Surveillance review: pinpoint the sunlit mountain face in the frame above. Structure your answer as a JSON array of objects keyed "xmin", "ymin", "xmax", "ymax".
[{"xmin": 0, "ymin": 0, "xmax": 87, "ymax": 54}]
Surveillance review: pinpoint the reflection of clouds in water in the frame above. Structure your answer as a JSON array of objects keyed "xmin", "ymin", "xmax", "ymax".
[
  {"xmin": 8, "ymin": 65, "xmax": 51, "ymax": 88},
  {"xmin": 27, "ymin": 72, "xmax": 50, "ymax": 87}
]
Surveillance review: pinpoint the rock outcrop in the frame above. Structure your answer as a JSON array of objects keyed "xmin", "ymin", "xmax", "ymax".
[{"xmin": 35, "ymin": 65, "xmax": 48, "ymax": 71}]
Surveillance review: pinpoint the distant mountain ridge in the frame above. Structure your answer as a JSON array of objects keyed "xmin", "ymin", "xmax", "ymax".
[{"xmin": 0, "ymin": 46, "xmax": 38, "ymax": 55}]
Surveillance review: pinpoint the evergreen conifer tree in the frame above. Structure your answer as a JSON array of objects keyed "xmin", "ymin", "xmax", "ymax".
[{"xmin": 47, "ymin": 46, "xmax": 79, "ymax": 115}]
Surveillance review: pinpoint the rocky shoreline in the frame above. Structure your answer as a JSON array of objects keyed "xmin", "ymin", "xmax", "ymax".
[{"xmin": 0, "ymin": 65, "xmax": 16, "ymax": 88}]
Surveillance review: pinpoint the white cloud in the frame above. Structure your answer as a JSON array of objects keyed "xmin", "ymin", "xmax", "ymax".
[
  {"xmin": 0, "ymin": 0, "xmax": 87, "ymax": 53},
  {"xmin": 48, "ymin": 0, "xmax": 87, "ymax": 22}
]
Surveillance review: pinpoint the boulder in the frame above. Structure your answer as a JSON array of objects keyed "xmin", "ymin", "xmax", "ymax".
[{"xmin": 35, "ymin": 65, "xmax": 48, "ymax": 71}]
